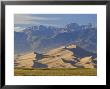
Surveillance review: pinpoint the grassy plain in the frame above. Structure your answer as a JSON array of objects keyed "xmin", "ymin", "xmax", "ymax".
[{"xmin": 14, "ymin": 68, "xmax": 97, "ymax": 76}]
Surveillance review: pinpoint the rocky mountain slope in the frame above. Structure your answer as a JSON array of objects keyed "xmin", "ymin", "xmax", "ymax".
[{"xmin": 14, "ymin": 23, "xmax": 97, "ymax": 54}]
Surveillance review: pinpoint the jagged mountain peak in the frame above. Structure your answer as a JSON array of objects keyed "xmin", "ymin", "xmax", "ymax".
[{"xmin": 14, "ymin": 22, "xmax": 97, "ymax": 54}]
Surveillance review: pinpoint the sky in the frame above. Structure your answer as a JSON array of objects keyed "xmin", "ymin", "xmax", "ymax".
[{"xmin": 14, "ymin": 14, "xmax": 97, "ymax": 31}]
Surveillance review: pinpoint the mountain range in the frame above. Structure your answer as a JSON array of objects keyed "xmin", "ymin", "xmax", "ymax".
[{"xmin": 14, "ymin": 23, "xmax": 97, "ymax": 54}]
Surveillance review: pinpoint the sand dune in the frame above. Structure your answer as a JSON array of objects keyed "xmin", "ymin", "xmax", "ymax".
[
  {"xmin": 15, "ymin": 52, "xmax": 36, "ymax": 68},
  {"xmin": 14, "ymin": 44, "xmax": 96, "ymax": 68}
]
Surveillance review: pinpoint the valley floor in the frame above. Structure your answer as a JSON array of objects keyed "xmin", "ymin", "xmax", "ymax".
[{"xmin": 14, "ymin": 68, "xmax": 97, "ymax": 76}]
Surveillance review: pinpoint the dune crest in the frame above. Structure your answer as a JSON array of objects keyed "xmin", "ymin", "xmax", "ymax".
[{"xmin": 15, "ymin": 44, "xmax": 96, "ymax": 68}]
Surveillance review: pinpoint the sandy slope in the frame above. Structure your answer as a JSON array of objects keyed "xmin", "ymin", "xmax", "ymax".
[
  {"xmin": 15, "ymin": 52, "xmax": 36, "ymax": 68},
  {"xmin": 14, "ymin": 45, "xmax": 96, "ymax": 68},
  {"xmin": 38, "ymin": 45, "xmax": 76, "ymax": 68}
]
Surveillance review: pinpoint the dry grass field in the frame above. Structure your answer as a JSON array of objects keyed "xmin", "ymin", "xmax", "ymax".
[{"xmin": 14, "ymin": 68, "xmax": 97, "ymax": 76}]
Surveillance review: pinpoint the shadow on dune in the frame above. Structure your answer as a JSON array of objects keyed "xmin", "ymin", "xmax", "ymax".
[
  {"xmin": 61, "ymin": 58, "xmax": 84, "ymax": 68},
  {"xmin": 61, "ymin": 58, "xmax": 76, "ymax": 64},
  {"xmin": 34, "ymin": 52, "xmax": 43, "ymax": 61},
  {"xmin": 32, "ymin": 52, "xmax": 48, "ymax": 68},
  {"xmin": 32, "ymin": 60, "xmax": 48, "ymax": 68},
  {"xmin": 65, "ymin": 46, "xmax": 96, "ymax": 59}
]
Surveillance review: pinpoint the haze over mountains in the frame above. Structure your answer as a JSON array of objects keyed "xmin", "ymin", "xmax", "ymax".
[{"xmin": 14, "ymin": 22, "xmax": 97, "ymax": 55}]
